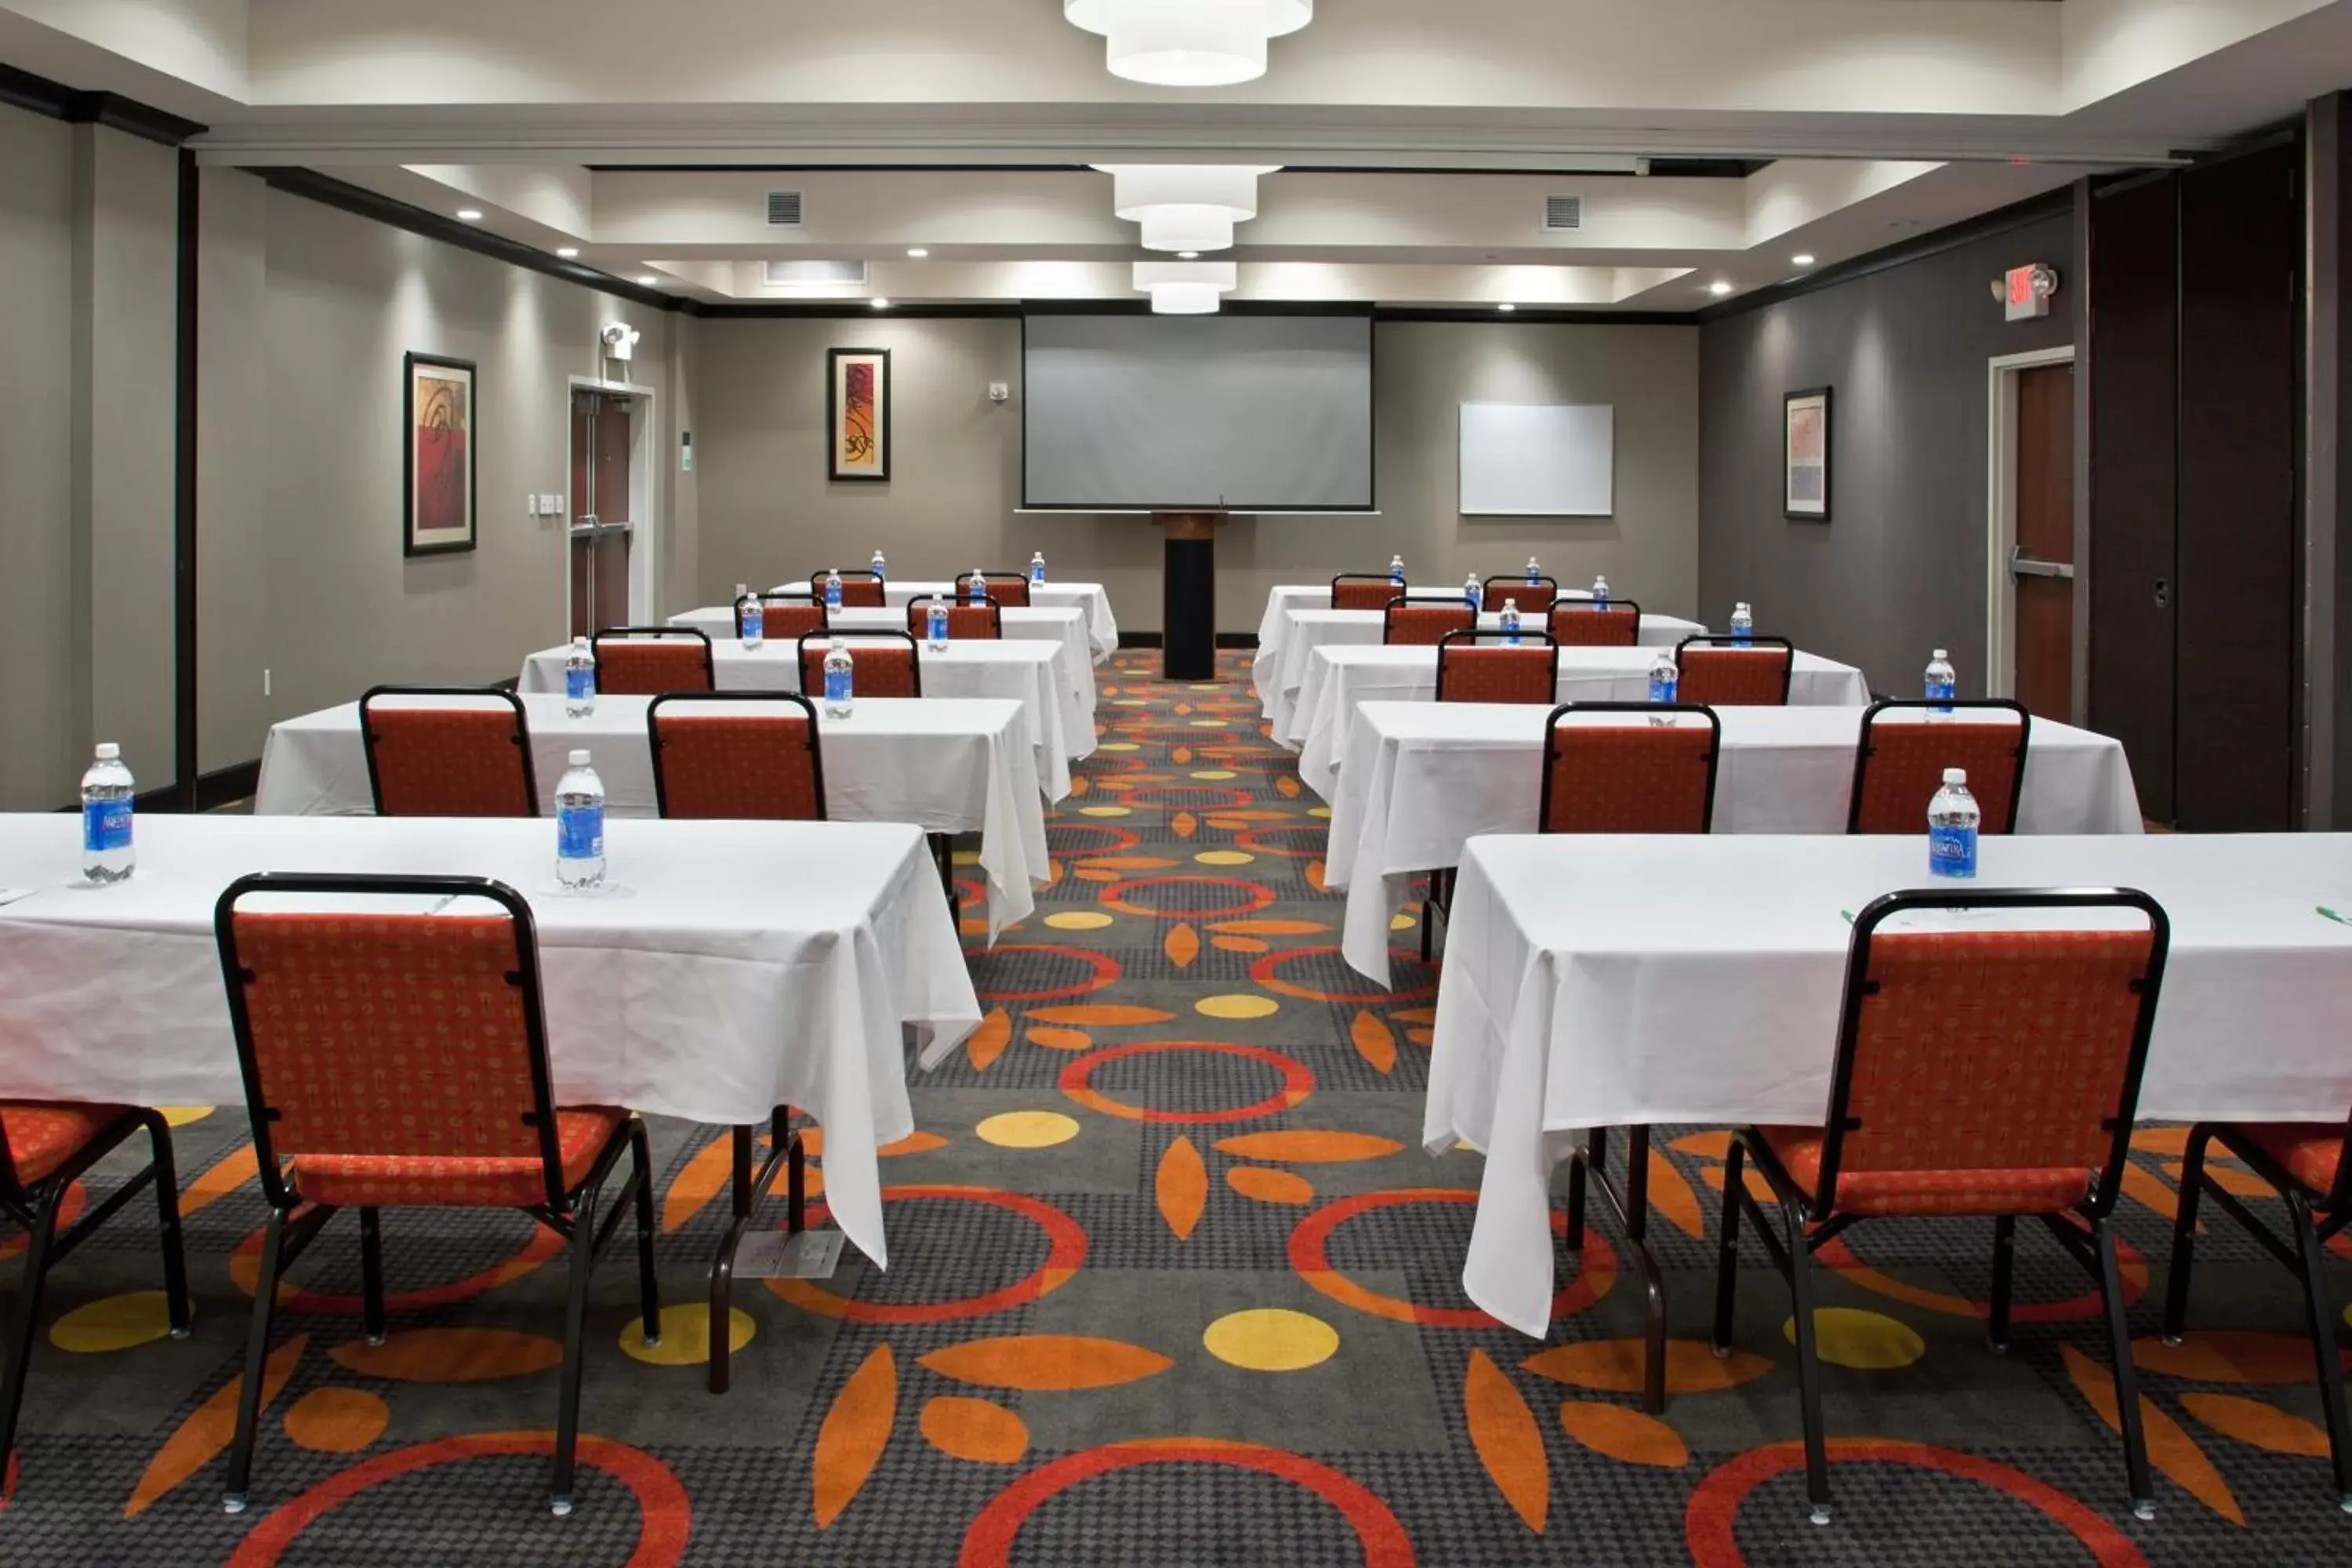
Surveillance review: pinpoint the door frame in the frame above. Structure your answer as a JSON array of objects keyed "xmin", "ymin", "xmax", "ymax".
[
  {"xmin": 1984, "ymin": 344, "xmax": 2077, "ymax": 700},
  {"xmin": 566, "ymin": 375, "xmax": 660, "ymax": 628}
]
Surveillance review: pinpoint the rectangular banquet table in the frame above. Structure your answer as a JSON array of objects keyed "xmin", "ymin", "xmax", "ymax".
[
  {"xmin": 524, "ymin": 637, "xmax": 1080, "ymax": 797},
  {"xmin": 0, "ymin": 813, "xmax": 983, "ymax": 1271},
  {"xmin": 1425, "ymin": 831, "xmax": 2352, "ymax": 1338},
  {"xmin": 254, "ymin": 693, "xmax": 1051, "ymax": 937},
  {"xmin": 752, "ymin": 580, "xmax": 1119, "ymax": 662},
  {"xmin": 1288, "ymin": 643, "xmax": 1874, "ymax": 796},
  {"xmin": 1325, "ymin": 702, "xmax": 2144, "ymax": 982}
]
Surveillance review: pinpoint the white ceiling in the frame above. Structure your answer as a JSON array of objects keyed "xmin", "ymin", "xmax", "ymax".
[{"xmin": 0, "ymin": 0, "xmax": 2343, "ymax": 307}]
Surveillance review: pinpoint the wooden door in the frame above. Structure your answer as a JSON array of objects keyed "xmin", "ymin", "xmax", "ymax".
[
  {"xmin": 2011, "ymin": 363, "xmax": 2074, "ymax": 723},
  {"xmin": 568, "ymin": 393, "xmax": 636, "ymax": 637}
]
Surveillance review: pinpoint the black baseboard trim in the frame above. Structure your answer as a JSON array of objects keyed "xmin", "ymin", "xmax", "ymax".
[
  {"xmin": 140, "ymin": 760, "xmax": 260, "ymax": 814},
  {"xmin": 1116, "ymin": 632, "xmax": 1259, "ymax": 650}
]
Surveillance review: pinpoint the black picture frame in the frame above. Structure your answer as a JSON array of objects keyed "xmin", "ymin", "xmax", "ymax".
[
  {"xmin": 1784, "ymin": 385, "xmax": 1831, "ymax": 521},
  {"xmin": 402, "ymin": 351, "xmax": 478, "ymax": 556},
  {"xmin": 827, "ymin": 346, "xmax": 891, "ymax": 482}
]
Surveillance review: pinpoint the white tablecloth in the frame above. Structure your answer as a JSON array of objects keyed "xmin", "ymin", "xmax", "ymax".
[
  {"xmin": 1327, "ymin": 703, "xmax": 2145, "ymax": 982},
  {"xmin": 0, "ymin": 813, "xmax": 982, "ymax": 1271},
  {"xmin": 524, "ymin": 638, "xmax": 1079, "ymax": 800},
  {"xmin": 1425, "ymin": 831, "xmax": 2352, "ymax": 1337},
  {"xmin": 254, "ymin": 694, "xmax": 1050, "ymax": 938},
  {"xmin": 1289, "ymin": 644, "xmax": 1874, "ymax": 796},
  {"xmin": 746, "ymin": 581, "xmax": 1119, "ymax": 662}
]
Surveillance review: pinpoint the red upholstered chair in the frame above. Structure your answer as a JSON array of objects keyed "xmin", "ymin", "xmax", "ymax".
[
  {"xmin": 648, "ymin": 692, "xmax": 826, "ymax": 822},
  {"xmin": 0, "ymin": 1102, "xmax": 190, "ymax": 1480},
  {"xmin": 759, "ymin": 594, "xmax": 829, "ymax": 643},
  {"xmin": 212, "ymin": 873, "xmax": 658, "ymax": 1518},
  {"xmin": 807, "ymin": 570, "xmax": 886, "ymax": 608},
  {"xmin": 1548, "ymin": 600, "xmax": 1642, "ymax": 648},
  {"xmin": 1483, "ymin": 575, "xmax": 1559, "ymax": 612},
  {"xmin": 2165, "ymin": 1112, "xmax": 2352, "ymax": 1508},
  {"xmin": 798, "ymin": 633, "xmax": 923, "ymax": 698},
  {"xmin": 360, "ymin": 686, "xmax": 537, "ymax": 818},
  {"xmin": 906, "ymin": 596, "xmax": 1003, "ymax": 641},
  {"xmin": 1848, "ymin": 699, "xmax": 2030, "ymax": 835},
  {"xmin": 1712, "ymin": 889, "xmax": 2170, "ymax": 1523},
  {"xmin": 1382, "ymin": 598, "xmax": 1476, "ymax": 646},
  {"xmin": 1330, "ymin": 574, "xmax": 1403, "ymax": 611},
  {"xmin": 956, "ymin": 572, "xmax": 1031, "ymax": 607},
  {"xmin": 1675, "ymin": 633, "xmax": 1793, "ymax": 706},
  {"xmin": 592, "ymin": 626, "xmax": 715, "ymax": 695},
  {"xmin": 1435, "ymin": 631, "xmax": 1559, "ymax": 705},
  {"xmin": 1540, "ymin": 702, "xmax": 1721, "ymax": 833}
]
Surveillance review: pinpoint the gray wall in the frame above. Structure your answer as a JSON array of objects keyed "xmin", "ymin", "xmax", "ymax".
[
  {"xmin": 694, "ymin": 317, "xmax": 1700, "ymax": 630},
  {"xmin": 1697, "ymin": 210, "xmax": 2075, "ymax": 696}
]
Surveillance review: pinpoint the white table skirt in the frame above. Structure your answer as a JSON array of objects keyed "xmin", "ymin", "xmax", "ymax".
[
  {"xmin": 747, "ymin": 581, "xmax": 1119, "ymax": 662},
  {"xmin": 524, "ymin": 638, "xmax": 1077, "ymax": 800},
  {"xmin": 1326, "ymin": 702, "xmax": 2145, "ymax": 983},
  {"xmin": 1289, "ymin": 644, "xmax": 1875, "ymax": 794},
  {"xmin": 0, "ymin": 813, "xmax": 982, "ymax": 1271},
  {"xmin": 254, "ymin": 693, "xmax": 1051, "ymax": 938},
  {"xmin": 1425, "ymin": 831, "xmax": 2352, "ymax": 1337}
]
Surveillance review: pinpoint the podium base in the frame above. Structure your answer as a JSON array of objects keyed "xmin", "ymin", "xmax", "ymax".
[{"xmin": 1156, "ymin": 511, "xmax": 1221, "ymax": 681}]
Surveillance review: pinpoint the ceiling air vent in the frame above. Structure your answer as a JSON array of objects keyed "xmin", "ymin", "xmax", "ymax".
[
  {"xmin": 766, "ymin": 189, "xmax": 804, "ymax": 226},
  {"xmin": 1543, "ymin": 194, "xmax": 1583, "ymax": 232},
  {"xmin": 762, "ymin": 260, "xmax": 869, "ymax": 288}
]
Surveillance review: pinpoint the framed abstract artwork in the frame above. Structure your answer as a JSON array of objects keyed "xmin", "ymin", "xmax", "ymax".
[
  {"xmin": 828, "ymin": 347, "xmax": 891, "ymax": 482},
  {"xmin": 403, "ymin": 352, "xmax": 477, "ymax": 556},
  {"xmin": 1784, "ymin": 386, "xmax": 1831, "ymax": 521}
]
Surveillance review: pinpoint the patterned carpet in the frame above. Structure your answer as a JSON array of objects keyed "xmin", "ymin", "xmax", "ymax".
[{"xmin": 5, "ymin": 651, "xmax": 2350, "ymax": 1564}]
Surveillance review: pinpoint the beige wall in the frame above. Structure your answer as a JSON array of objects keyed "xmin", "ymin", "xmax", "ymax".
[
  {"xmin": 693, "ymin": 316, "xmax": 1699, "ymax": 630},
  {"xmin": 195, "ymin": 170, "xmax": 696, "ymax": 768}
]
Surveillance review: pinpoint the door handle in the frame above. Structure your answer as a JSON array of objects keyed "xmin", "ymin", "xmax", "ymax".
[
  {"xmin": 2153, "ymin": 578, "xmax": 2169, "ymax": 608},
  {"xmin": 2009, "ymin": 549, "xmax": 2074, "ymax": 581}
]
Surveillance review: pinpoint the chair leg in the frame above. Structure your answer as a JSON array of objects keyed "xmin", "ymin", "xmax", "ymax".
[
  {"xmin": 1781, "ymin": 1198, "xmax": 1832, "ymax": 1524},
  {"xmin": 358, "ymin": 1207, "xmax": 387, "ymax": 1346},
  {"xmin": 709, "ymin": 1123, "xmax": 757, "ymax": 1398},
  {"xmin": 223, "ymin": 1206, "xmax": 291, "ymax": 1514},
  {"xmin": 1711, "ymin": 1142, "xmax": 1744, "ymax": 1355},
  {"xmin": 2161, "ymin": 1126, "xmax": 2212, "ymax": 1344},
  {"xmin": 2094, "ymin": 1217, "xmax": 2155, "ymax": 1520},
  {"xmin": 1567, "ymin": 1129, "xmax": 1605, "ymax": 1251},
  {"xmin": 1419, "ymin": 898, "xmax": 1433, "ymax": 963},
  {"xmin": 2286, "ymin": 1194, "xmax": 2352, "ymax": 1512},
  {"xmin": 550, "ymin": 1185, "xmax": 601, "ymax": 1517},
  {"xmin": 1988, "ymin": 1214, "xmax": 2016, "ymax": 1354},
  {"xmin": 630, "ymin": 1120, "xmax": 660, "ymax": 1348},
  {"xmin": 786, "ymin": 1125, "xmax": 806, "ymax": 1237},
  {"xmin": 0, "ymin": 1186, "xmax": 63, "ymax": 1483},
  {"xmin": 140, "ymin": 1111, "xmax": 192, "ymax": 1338}
]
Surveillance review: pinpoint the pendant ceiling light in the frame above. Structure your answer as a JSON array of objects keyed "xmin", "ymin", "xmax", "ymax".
[
  {"xmin": 1096, "ymin": 164, "xmax": 1279, "ymax": 252},
  {"xmin": 1134, "ymin": 260, "xmax": 1238, "ymax": 314},
  {"xmin": 1065, "ymin": 0, "xmax": 1312, "ymax": 88}
]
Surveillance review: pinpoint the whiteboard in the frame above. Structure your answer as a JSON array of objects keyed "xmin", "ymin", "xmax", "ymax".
[{"xmin": 1457, "ymin": 402, "xmax": 1614, "ymax": 517}]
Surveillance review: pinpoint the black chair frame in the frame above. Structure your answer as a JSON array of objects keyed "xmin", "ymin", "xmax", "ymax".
[
  {"xmin": 1708, "ymin": 887, "xmax": 2169, "ymax": 1523},
  {"xmin": 645, "ymin": 690, "xmax": 828, "ymax": 821},
  {"xmin": 906, "ymin": 595, "xmax": 1004, "ymax": 639},
  {"xmin": 1846, "ymin": 698, "xmax": 2031, "ymax": 835},
  {"xmin": 1483, "ymin": 575, "xmax": 1559, "ymax": 611},
  {"xmin": 592, "ymin": 626, "xmax": 717, "ymax": 692},
  {"xmin": 1548, "ymin": 597, "xmax": 1646, "ymax": 643},
  {"xmin": 793, "ymin": 631, "xmax": 925, "ymax": 699},
  {"xmin": 1381, "ymin": 597, "xmax": 1479, "ymax": 645},
  {"xmin": 1431, "ymin": 630, "xmax": 1559, "ymax": 702},
  {"xmin": 358, "ymin": 684, "xmax": 537, "ymax": 818},
  {"xmin": 212, "ymin": 873, "xmax": 658, "ymax": 1517},
  {"xmin": 955, "ymin": 572, "xmax": 1034, "ymax": 598},
  {"xmin": 1674, "ymin": 633, "xmax": 1795, "ymax": 704},
  {"xmin": 809, "ymin": 568, "xmax": 887, "ymax": 601}
]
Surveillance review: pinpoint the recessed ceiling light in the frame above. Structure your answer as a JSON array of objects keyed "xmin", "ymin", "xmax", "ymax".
[
  {"xmin": 1497, "ymin": 302, "xmax": 1516, "ymax": 313},
  {"xmin": 906, "ymin": 248, "xmax": 928, "ymax": 258},
  {"xmin": 1791, "ymin": 253, "xmax": 1815, "ymax": 267},
  {"xmin": 871, "ymin": 297, "xmax": 891, "ymax": 309},
  {"xmin": 456, "ymin": 209, "xmax": 484, "ymax": 222},
  {"xmin": 1178, "ymin": 250, "xmax": 1200, "ymax": 260},
  {"xmin": 1708, "ymin": 280, "xmax": 1733, "ymax": 296},
  {"xmin": 637, "ymin": 274, "xmax": 659, "ymax": 286},
  {"xmin": 555, "ymin": 246, "xmax": 579, "ymax": 259}
]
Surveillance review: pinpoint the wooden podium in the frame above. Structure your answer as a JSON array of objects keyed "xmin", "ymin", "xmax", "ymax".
[{"xmin": 1155, "ymin": 510, "xmax": 1224, "ymax": 680}]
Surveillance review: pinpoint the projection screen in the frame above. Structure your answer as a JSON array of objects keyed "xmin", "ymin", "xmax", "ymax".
[{"xmin": 1022, "ymin": 314, "xmax": 1374, "ymax": 510}]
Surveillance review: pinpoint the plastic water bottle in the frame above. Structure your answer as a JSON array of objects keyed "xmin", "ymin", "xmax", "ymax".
[
  {"xmin": 1030, "ymin": 551, "xmax": 1047, "ymax": 586},
  {"xmin": 1389, "ymin": 555, "xmax": 1406, "ymax": 590},
  {"xmin": 1500, "ymin": 598, "xmax": 1522, "ymax": 645},
  {"xmin": 823, "ymin": 636, "xmax": 855, "ymax": 718},
  {"xmin": 564, "ymin": 636, "xmax": 597, "ymax": 718},
  {"xmin": 80, "ymin": 743, "xmax": 135, "ymax": 884},
  {"xmin": 556, "ymin": 750, "xmax": 606, "ymax": 891},
  {"xmin": 1592, "ymin": 575, "xmax": 1610, "ymax": 609},
  {"xmin": 825, "ymin": 568, "xmax": 844, "ymax": 611},
  {"xmin": 927, "ymin": 601, "xmax": 949, "ymax": 651},
  {"xmin": 1526, "ymin": 557, "xmax": 1542, "ymax": 586},
  {"xmin": 1648, "ymin": 651, "xmax": 1679, "ymax": 705},
  {"xmin": 1925, "ymin": 648, "xmax": 1956, "ymax": 718},
  {"xmin": 1463, "ymin": 573, "xmax": 1481, "ymax": 612},
  {"xmin": 968, "ymin": 568, "xmax": 989, "ymax": 606},
  {"xmin": 1730, "ymin": 601, "xmax": 1754, "ymax": 648},
  {"xmin": 1928, "ymin": 768, "xmax": 1980, "ymax": 880},
  {"xmin": 736, "ymin": 584, "xmax": 764, "ymax": 649},
  {"xmin": 870, "ymin": 549, "xmax": 887, "ymax": 582}
]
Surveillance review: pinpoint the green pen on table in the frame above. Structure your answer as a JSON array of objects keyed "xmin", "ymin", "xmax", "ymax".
[{"xmin": 2319, "ymin": 905, "xmax": 2351, "ymax": 927}]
